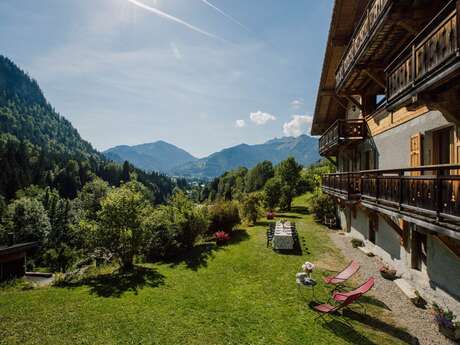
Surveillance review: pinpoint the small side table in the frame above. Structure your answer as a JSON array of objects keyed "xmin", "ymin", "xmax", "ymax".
[{"xmin": 296, "ymin": 273, "xmax": 317, "ymax": 302}]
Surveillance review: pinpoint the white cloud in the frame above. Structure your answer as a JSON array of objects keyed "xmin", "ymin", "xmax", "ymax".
[
  {"xmin": 170, "ymin": 42, "xmax": 182, "ymax": 60},
  {"xmin": 249, "ymin": 111, "xmax": 276, "ymax": 125},
  {"xmin": 283, "ymin": 115, "xmax": 313, "ymax": 137},
  {"xmin": 290, "ymin": 99, "xmax": 304, "ymax": 109},
  {"xmin": 235, "ymin": 119, "xmax": 246, "ymax": 128}
]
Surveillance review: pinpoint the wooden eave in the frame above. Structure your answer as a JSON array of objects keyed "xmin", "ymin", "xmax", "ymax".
[
  {"xmin": 312, "ymin": 0, "xmax": 368, "ymax": 136},
  {"xmin": 338, "ymin": 0, "xmax": 451, "ymax": 95},
  {"xmin": 0, "ymin": 242, "xmax": 39, "ymax": 257}
]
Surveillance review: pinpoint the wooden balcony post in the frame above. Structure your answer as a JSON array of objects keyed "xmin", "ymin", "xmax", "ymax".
[
  {"xmin": 436, "ymin": 168, "xmax": 443, "ymax": 222},
  {"xmin": 457, "ymin": 0, "xmax": 460, "ymax": 53},
  {"xmin": 347, "ymin": 172, "xmax": 351, "ymax": 199},
  {"xmin": 376, "ymin": 172, "xmax": 380, "ymax": 203},
  {"xmin": 399, "ymin": 170, "xmax": 404, "ymax": 211}
]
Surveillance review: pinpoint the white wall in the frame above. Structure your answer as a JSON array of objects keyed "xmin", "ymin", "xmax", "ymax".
[
  {"xmin": 371, "ymin": 110, "xmax": 450, "ymax": 169},
  {"xmin": 335, "ymin": 204, "xmax": 460, "ymax": 313},
  {"xmin": 349, "ymin": 208, "xmax": 368, "ymax": 241}
]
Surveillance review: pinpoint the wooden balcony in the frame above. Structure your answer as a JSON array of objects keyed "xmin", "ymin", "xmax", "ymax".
[
  {"xmin": 336, "ymin": 0, "xmax": 398, "ymax": 94},
  {"xmin": 322, "ymin": 172, "xmax": 361, "ymax": 201},
  {"xmin": 335, "ymin": 0, "xmax": 450, "ymax": 95},
  {"xmin": 322, "ymin": 165, "xmax": 460, "ymax": 238},
  {"xmin": 319, "ymin": 119, "xmax": 367, "ymax": 156},
  {"xmin": 386, "ymin": 0, "xmax": 460, "ymax": 107}
]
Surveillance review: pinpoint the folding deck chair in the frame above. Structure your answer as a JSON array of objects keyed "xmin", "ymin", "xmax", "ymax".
[{"xmin": 323, "ymin": 260, "xmax": 360, "ymax": 290}]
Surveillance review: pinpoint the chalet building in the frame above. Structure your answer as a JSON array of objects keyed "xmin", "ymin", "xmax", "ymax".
[{"xmin": 312, "ymin": 0, "xmax": 460, "ymax": 313}]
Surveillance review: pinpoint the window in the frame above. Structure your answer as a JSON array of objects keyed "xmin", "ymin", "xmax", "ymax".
[
  {"xmin": 368, "ymin": 214, "xmax": 378, "ymax": 244},
  {"xmin": 411, "ymin": 229, "xmax": 427, "ymax": 271}
]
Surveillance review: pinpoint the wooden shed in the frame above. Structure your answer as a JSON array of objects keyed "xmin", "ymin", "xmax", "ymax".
[{"xmin": 0, "ymin": 242, "xmax": 38, "ymax": 281}]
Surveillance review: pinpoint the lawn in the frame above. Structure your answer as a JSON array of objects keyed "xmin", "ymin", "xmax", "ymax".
[{"xmin": 0, "ymin": 196, "xmax": 411, "ymax": 345}]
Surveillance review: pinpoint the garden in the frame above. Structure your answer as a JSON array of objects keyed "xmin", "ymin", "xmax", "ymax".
[{"xmin": 0, "ymin": 195, "xmax": 416, "ymax": 345}]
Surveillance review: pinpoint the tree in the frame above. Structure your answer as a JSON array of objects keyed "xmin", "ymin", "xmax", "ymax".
[
  {"xmin": 301, "ymin": 160, "xmax": 335, "ymax": 192},
  {"xmin": 275, "ymin": 157, "xmax": 302, "ymax": 210},
  {"xmin": 245, "ymin": 161, "xmax": 274, "ymax": 193},
  {"xmin": 54, "ymin": 160, "xmax": 82, "ymax": 198},
  {"xmin": 279, "ymin": 185, "xmax": 293, "ymax": 211},
  {"xmin": 94, "ymin": 181, "xmax": 148, "ymax": 270},
  {"xmin": 42, "ymin": 189, "xmax": 78, "ymax": 272},
  {"xmin": 240, "ymin": 193, "xmax": 262, "ymax": 225},
  {"xmin": 263, "ymin": 177, "xmax": 282, "ymax": 210},
  {"xmin": 74, "ymin": 178, "xmax": 110, "ymax": 221},
  {"xmin": 122, "ymin": 161, "xmax": 131, "ymax": 183},
  {"xmin": 4, "ymin": 197, "xmax": 51, "ymax": 244}
]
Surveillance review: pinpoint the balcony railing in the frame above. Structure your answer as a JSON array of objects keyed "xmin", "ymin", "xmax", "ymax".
[
  {"xmin": 322, "ymin": 164, "xmax": 460, "ymax": 230},
  {"xmin": 322, "ymin": 172, "xmax": 361, "ymax": 201},
  {"xmin": 319, "ymin": 119, "xmax": 367, "ymax": 156},
  {"xmin": 386, "ymin": 0, "xmax": 459, "ymax": 103},
  {"xmin": 335, "ymin": 0, "xmax": 392, "ymax": 90}
]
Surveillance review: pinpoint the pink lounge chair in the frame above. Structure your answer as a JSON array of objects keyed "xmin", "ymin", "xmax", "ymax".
[
  {"xmin": 324, "ymin": 260, "xmax": 360, "ymax": 286},
  {"xmin": 313, "ymin": 292, "xmax": 364, "ymax": 320},
  {"xmin": 332, "ymin": 277, "xmax": 375, "ymax": 302}
]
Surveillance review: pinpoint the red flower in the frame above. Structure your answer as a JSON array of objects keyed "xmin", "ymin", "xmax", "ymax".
[{"xmin": 214, "ymin": 231, "xmax": 230, "ymax": 243}]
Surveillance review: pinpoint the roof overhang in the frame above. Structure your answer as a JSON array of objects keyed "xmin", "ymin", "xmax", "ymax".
[
  {"xmin": 311, "ymin": 0, "xmax": 368, "ymax": 136},
  {"xmin": 0, "ymin": 242, "xmax": 39, "ymax": 257}
]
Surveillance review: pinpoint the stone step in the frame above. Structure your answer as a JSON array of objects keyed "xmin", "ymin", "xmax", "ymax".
[
  {"xmin": 394, "ymin": 278, "xmax": 417, "ymax": 299},
  {"xmin": 358, "ymin": 246, "xmax": 374, "ymax": 256}
]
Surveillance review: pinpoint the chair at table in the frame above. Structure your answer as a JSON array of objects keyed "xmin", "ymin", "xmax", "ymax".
[{"xmin": 266, "ymin": 223, "xmax": 275, "ymax": 247}]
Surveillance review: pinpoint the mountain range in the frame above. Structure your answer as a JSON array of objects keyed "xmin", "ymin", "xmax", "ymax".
[{"xmin": 103, "ymin": 135, "xmax": 320, "ymax": 179}]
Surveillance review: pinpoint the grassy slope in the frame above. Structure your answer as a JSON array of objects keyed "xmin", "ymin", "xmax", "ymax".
[{"xmin": 0, "ymin": 195, "xmax": 408, "ymax": 345}]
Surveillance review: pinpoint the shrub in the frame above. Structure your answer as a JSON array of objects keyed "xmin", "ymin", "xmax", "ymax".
[
  {"xmin": 141, "ymin": 206, "xmax": 179, "ymax": 259},
  {"xmin": 239, "ymin": 193, "xmax": 262, "ymax": 226},
  {"xmin": 208, "ymin": 200, "xmax": 241, "ymax": 233},
  {"xmin": 142, "ymin": 193, "xmax": 208, "ymax": 259},
  {"xmin": 169, "ymin": 192, "xmax": 209, "ymax": 250},
  {"xmin": 309, "ymin": 189, "xmax": 336, "ymax": 222}
]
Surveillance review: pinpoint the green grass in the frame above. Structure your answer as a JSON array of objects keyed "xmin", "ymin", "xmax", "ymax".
[{"xmin": 0, "ymin": 196, "xmax": 414, "ymax": 345}]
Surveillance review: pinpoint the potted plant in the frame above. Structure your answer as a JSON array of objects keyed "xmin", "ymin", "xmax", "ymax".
[
  {"xmin": 379, "ymin": 264, "xmax": 397, "ymax": 280},
  {"xmin": 410, "ymin": 290, "xmax": 427, "ymax": 309},
  {"xmin": 433, "ymin": 303, "xmax": 460, "ymax": 341},
  {"xmin": 296, "ymin": 261, "xmax": 316, "ymax": 286},
  {"xmin": 301, "ymin": 261, "xmax": 315, "ymax": 278},
  {"xmin": 351, "ymin": 238, "xmax": 364, "ymax": 248},
  {"xmin": 214, "ymin": 231, "xmax": 230, "ymax": 246}
]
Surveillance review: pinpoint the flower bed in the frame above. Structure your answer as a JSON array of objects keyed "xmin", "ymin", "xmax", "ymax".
[{"xmin": 433, "ymin": 303, "xmax": 460, "ymax": 340}]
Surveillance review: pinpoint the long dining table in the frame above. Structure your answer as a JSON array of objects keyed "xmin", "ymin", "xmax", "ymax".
[{"xmin": 272, "ymin": 221, "xmax": 294, "ymax": 250}]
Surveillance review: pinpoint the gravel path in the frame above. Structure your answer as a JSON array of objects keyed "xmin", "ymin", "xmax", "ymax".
[{"xmin": 328, "ymin": 230, "xmax": 457, "ymax": 345}]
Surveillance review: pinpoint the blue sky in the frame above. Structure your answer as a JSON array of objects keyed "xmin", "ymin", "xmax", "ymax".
[{"xmin": 0, "ymin": 0, "xmax": 332, "ymax": 157}]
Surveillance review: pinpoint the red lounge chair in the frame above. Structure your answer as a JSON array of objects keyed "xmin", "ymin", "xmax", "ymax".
[
  {"xmin": 324, "ymin": 260, "xmax": 360, "ymax": 286},
  {"xmin": 313, "ymin": 292, "xmax": 364, "ymax": 321},
  {"xmin": 332, "ymin": 277, "xmax": 375, "ymax": 302}
]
